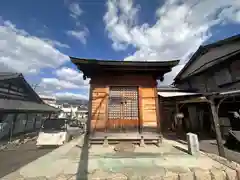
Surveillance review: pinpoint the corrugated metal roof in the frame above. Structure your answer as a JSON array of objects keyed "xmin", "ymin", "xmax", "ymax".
[{"xmin": 158, "ymin": 91, "xmax": 199, "ymax": 97}]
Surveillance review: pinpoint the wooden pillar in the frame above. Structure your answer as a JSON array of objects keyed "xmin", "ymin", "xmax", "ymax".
[
  {"xmin": 87, "ymin": 83, "xmax": 93, "ymax": 135},
  {"xmin": 138, "ymin": 87, "xmax": 143, "ymax": 134},
  {"xmin": 154, "ymin": 86, "xmax": 161, "ymax": 134},
  {"xmin": 208, "ymin": 97, "xmax": 225, "ymax": 157}
]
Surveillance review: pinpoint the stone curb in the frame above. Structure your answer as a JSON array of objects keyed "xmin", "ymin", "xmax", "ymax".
[
  {"xmin": 163, "ymin": 139, "xmax": 240, "ymax": 180},
  {"xmin": 202, "ymin": 152, "xmax": 240, "ymax": 180},
  {"xmin": 85, "ymin": 169, "xmax": 237, "ymax": 180},
  {"xmin": 44, "ymin": 169, "xmax": 235, "ymax": 180}
]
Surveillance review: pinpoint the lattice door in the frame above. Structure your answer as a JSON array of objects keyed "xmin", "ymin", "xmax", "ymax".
[
  {"xmin": 121, "ymin": 87, "xmax": 139, "ymax": 120},
  {"xmin": 108, "ymin": 87, "xmax": 122, "ymax": 119},
  {"xmin": 108, "ymin": 86, "xmax": 139, "ymax": 120}
]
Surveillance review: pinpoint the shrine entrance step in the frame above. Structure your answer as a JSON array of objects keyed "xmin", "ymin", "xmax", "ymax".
[{"xmin": 89, "ymin": 132, "xmax": 162, "ymax": 146}]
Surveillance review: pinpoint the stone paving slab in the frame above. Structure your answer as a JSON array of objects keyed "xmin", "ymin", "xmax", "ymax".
[{"xmin": 2, "ymin": 136, "xmax": 240, "ymax": 180}]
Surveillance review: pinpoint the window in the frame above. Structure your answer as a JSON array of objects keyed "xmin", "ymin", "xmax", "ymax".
[
  {"xmin": 0, "ymin": 114, "xmax": 14, "ymax": 136},
  {"xmin": 13, "ymin": 113, "xmax": 27, "ymax": 133},
  {"xmin": 3, "ymin": 82, "xmax": 10, "ymax": 88},
  {"xmin": 230, "ymin": 60, "xmax": 240, "ymax": 81},
  {"xmin": 214, "ymin": 68, "xmax": 232, "ymax": 86},
  {"xmin": 42, "ymin": 119, "xmax": 66, "ymax": 130}
]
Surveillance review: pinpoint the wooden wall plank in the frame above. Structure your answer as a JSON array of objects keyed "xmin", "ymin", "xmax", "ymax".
[
  {"xmin": 90, "ymin": 85, "xmax": 108, "ymax": 132},
  {"xmin": 138, "ymin": 87, "xmax": 143, "ymax": 133},
  {"xmin": 90, "ymin": 74, "xmax": 159, "ymax": 133},
  {"xmin": 140, "ymin": 87, "xmax": 157, "ymax": 129}
]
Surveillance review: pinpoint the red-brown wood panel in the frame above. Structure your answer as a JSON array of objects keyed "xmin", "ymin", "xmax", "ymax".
[{"xmin": 90, "ymin": 74, "xmax": 158, "ymax": 133}]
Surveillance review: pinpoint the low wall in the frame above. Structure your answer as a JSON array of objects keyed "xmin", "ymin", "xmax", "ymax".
[{"xmin": 0, "ymin": 113, "xmax": 44, "ymax": 140}]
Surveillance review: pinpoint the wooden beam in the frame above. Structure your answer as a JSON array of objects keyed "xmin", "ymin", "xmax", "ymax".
[
  {"xmin": 178, "ymin": 97, "xmax": 208, "ymax": 104},
  {"xmin": 102, "ymin": 67, "xmax": 170, "ymax": 71},
  {"xmin": 87, "ymin": 83, "xmax": 93, "ymax": 135},
  {"xmin": 208, "ymin": 97, "xmax": 225, "ymax": 157}
]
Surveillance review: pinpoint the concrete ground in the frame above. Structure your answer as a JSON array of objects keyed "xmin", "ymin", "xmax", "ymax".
[
  {"xmin": 0, "ymin": 134, "xmax": 56, "ymax": 178},
  {"xmin": 163, "ymin": 132, "xmax": 240, "ymax": 164},
  {"xmin": 0, "ymin": 124, "xmax": 84, "ymax": 178},
  {"xmin": 199, "ymin": 139, "xmax": 240, "ymax": 164},
  {"xmin": 3, "ymin": 134, "xmax": 240, "ymax": 180}
]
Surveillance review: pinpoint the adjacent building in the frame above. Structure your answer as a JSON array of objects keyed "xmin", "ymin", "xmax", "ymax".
[
  {"xmin": 57, "ymin": 103, "xmax": 88, "ymax": 120},
  {"xmin": 174, "ymin": 34, "xmax": 240, "ymax": 93},
  {"xmin": 173, "ymin": 34, "xmax": 240, "ymax": 137},
  {"xmin": 0, "ymin": 73, "xmax": 59, "ymax": 140}
]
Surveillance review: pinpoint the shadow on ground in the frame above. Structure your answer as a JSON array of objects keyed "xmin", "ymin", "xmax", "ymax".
[
  {"xmin": 0, "ymin": 140, "xmax": 56, "ymax": 178},
  {"xmin": 77, "ymin": 133, "xmax": 89, "ymax": 180}
]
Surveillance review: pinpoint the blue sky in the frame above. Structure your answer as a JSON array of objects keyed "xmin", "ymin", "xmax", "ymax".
[{"xmin": 0, "ymin": 0, "xmax": 240, "ymax": 100}]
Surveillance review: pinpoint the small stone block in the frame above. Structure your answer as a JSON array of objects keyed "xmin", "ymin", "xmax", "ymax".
[
  {"xmin": 103, "ymin": 137, "xmax": 108, "ymax": 147},
  {"xmin": 140, "ymin": 136, "xmax": 145, "ymax": 147},
  {"xmin": 210, "ymin": 169, "xmax": 226, "ymax": 180},
  {"xmin": 186, "ymin": 133, "xmax": 200, "ymax": 156},
  {"xmin": 156, "ymin": 136, "xmax": 162, "ymax": 147},
  {"xmin": 194, "ymin": 170, "xmax": 211, "ymax": 180},
  {"xmin": 225, "ymin": 168, "xmax": 238, "ymax": 180},
  {"xmin": 179, "ymin": 172, "xmax": 194, "ymax": 180}
]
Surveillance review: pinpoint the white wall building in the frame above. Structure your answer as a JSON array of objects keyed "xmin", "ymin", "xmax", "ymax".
[
  {"xmin": 58, "ymin": 104, "xmax": 88, "ymax": 120},
  {"xmin": 39, "ymin": 95, "xmax": 88, "ymax": 120}
]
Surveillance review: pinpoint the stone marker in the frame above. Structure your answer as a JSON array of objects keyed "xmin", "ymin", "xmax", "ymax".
[{"xmin": 186, "ymin": 133, "xmax": 200, "ymax": 156}]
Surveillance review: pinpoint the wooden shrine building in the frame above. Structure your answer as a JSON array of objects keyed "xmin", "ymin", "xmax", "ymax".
[{"xmin": 71, "ymin": 57, "xmax": 179, "ymax": 144}]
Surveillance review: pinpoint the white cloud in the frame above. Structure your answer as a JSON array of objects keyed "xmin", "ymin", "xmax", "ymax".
[
  {"xmin": 66, "ymin": 1, "xmax": 89, "ymax": 44},
  {"xmin": 42, "ymin": 38, "xmax": 70, "ymax": 49},
  {"xmin": 55, "ymin": 67, "xmax": 90, "ymax": 87},
  {"xmin": 66, "ymin": 28, "xmax": 89, "ymax": 44},
  {"xmin": 69, "ymin": 2, "xmax": 83, "ymax": 19},
  {"xmin": 55, "ymin": 92, "xmax": 88, "ymax": 100},
  {"xmin": 0, "ymin": 18, "xmax": 69, "ymax": 74},
  {"xmin": 37, "ymin": 67, "xmax": 89, "ymax": 100},
  {"xmin": 104, "ymin": 0, "xmax": 240, "ymax": 85},
  {"xmin": 40, "ymin": 78, "xmax": 79, "ymax": 89}
]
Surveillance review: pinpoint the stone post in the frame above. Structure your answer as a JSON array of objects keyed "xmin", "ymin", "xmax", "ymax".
[{"xmin": 187, "ymin": 133, "xmax": 200, "ymax": 156}]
